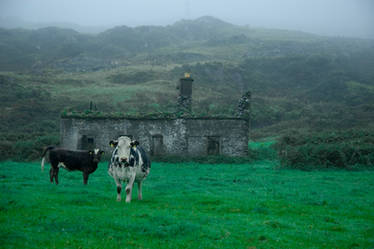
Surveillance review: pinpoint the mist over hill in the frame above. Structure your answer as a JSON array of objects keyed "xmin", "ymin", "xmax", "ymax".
[
  {"xmin": 0, "ymin": 16, "xmax": 374, "ymax": 159},
  {"xmin": 0, "ymin": 16, "xmax": 110, "ymax": 34},
  {"xmin": 3, "ymin": 16, "xmax": 373, "ymax": 72}
]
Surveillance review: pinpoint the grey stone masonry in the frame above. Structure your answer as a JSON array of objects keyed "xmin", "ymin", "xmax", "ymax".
[
  {"xmin": 60, "ymin": 117, "xmax": 249, "ymax": 157},
  {"xmin": 177, "ymin": 74, "xmax": 194, "ymax": 113},
  {"xmin": 237, "ymin": 91, "xmax": 251, "ymax": 119}
]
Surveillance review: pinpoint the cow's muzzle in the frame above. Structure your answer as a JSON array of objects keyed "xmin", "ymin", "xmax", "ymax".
[{"xmin": 120, "ymin": 157, "xmax": 130, "ymax": 167}]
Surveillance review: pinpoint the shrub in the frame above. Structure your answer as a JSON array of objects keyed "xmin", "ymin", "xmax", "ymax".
[
  {"xmin": 275, "ymin": 129, "xmax": 374, "ymax": 169},
  {"xmin": 0, "ymin": 141, "xmax": 13, "ymax": 161},
  {"xmin": 2, "ymin": 134, "xmax": 60, "ymax": 161},
  {"xmin": 248, "ymin": 140, "xmax": 278, "ymax": 161}
]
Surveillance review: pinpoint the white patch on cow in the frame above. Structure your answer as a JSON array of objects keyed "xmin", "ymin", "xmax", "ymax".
[
  {"xmin": 116, "ymin": 136, "xmax": 132, "ymax": 162},
  {"xmin": 94, "ymin": 149, "xmax": 99, "ymax": 155},
  {"xmin": 136, "ymin": 149, "xmax": 144, "ymax": 167},
  {"xmin": 58, "ymin": 162, "xmax": 68, "ymax": 169},
  {"xmin": 41, "ymin": 157, "xmax": 45, "ymax": 172}
]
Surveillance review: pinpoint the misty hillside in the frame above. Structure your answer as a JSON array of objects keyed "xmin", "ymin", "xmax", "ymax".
[
  {"xmin": 1, "ymin": 16, "xmax": 374, "ymax": 159},
  {"xmin": 2, "ymin": 16, "xmax": 373, "ymax": 71}
]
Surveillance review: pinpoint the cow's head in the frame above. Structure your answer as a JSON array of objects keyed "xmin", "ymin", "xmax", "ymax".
[
  {"xmin": 110, "ymin": 136, "xmax": 139, "ymax": 167},
  {"xmin": 88, "ymin": 149, "xmax": 104, "ymax": 163},
  {"xmin": 109, "ymin": 140, "xmax": 118, "ymax": 148}
]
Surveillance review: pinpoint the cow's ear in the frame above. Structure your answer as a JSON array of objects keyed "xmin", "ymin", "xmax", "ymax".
[
  {"xmin": 88, "ymin": 150, "xmax": 93, "ymax": 155},
  {"xmin": 131, "ymin": 140, "xmax": 140, "ymax": 147},
  {"xmin": 100, "ymin": 150, "xmax": 105, "ymax": 155},
  {"xmin": 109, "ymin": 140, "xmax": 118, "ymax": 147}
]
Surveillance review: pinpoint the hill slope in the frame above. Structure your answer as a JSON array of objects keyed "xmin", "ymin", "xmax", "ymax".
[{"xmin": 0, "ymin": 16, "xmax": 374, "ymax": 159}]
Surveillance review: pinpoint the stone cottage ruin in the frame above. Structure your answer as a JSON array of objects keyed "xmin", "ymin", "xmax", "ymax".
[{"xmin": 60, "ymin": 74, "xmax": 250, "ymax": 157}]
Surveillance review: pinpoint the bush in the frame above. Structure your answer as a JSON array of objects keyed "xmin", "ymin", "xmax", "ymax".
[
  {"xmin": 275, "ymin": 129, "xmax": 374, "ymax": 169},
  {"xmin": 0, "ymin": 141, "xmax": 13, "ymax": 161},
  {"xmin": 248, "ymin": 140, "xmax": 278, "ymax": 161},
  {"xmin": 1, "ymin": 134, "xmax": 59, "ymax": 161}
]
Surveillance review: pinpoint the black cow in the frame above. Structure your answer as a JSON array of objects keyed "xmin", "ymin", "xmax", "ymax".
[{"xmin": 41, "ymin": 146, "xmax": 104, "ymax": 185}]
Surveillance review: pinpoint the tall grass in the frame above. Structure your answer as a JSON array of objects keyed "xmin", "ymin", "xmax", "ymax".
[{"xmin": 1, "ymin": 161, "xmax": 373, "ymax": 248}]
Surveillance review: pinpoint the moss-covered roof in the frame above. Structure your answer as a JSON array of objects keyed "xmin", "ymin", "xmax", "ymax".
[{"xmin": 61, "ymin": 110, "xmax": 247, "ymax": 120}]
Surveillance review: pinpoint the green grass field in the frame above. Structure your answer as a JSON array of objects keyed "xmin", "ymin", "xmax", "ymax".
[{"xmin": 0, "ymin": 161, "xmax": 373, "ymax": 249}]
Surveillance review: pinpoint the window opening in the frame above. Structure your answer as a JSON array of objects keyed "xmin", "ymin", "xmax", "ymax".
[
  {"xmin": 207, "ymin": 136, "xmax": 220, "ymax": 155},
  {"xmin": 151, "ymin": 134, "xmax": 163, "ymax": 156}
]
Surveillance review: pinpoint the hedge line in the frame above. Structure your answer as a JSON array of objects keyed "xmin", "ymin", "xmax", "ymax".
[
  {"xmin": 0, "ymin": 134, "xmax": 59, "ymax": 161},
  {"xmin": 275, "ymin": 129, "xmax": 374, "ymax": 169}
]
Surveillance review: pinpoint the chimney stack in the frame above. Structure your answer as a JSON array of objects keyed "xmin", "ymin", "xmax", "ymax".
[
  {"xmin": 237, "ymin": 91, "xmax": 251, "ymax": 120},
  {"xmin": 177, "ymin": 73, "xmax": 194, "ymax": 113}
]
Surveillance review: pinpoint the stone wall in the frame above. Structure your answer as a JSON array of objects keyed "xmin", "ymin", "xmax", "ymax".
[
  {"xmin": 60, "ymin": 117, "xmax": 249, "ymax": 157},
  {"xmin": 185, "ymin": 119, "xmax": 248, "ymax": 156}
]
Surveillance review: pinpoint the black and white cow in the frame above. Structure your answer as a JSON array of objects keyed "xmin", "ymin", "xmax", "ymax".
[
  {"xmin": 108, "ymin": 136, "xmax": 151, "ymax": 203},
  {"xmin": 41, "ymin": 146, "xmax": 104, "ymax": 185}
]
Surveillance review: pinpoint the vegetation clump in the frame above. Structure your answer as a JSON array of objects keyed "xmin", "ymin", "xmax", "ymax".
[
  {"xmin": 0, "ymin": 133, "xmax": 59, "ymax": 161},
  {"xmin": 60, "ymin": 109, "xmax": 240, "ymax": 120},
  {"xmin": 275, "ymin": 129, "xmax": 374, "ymax": 169}
]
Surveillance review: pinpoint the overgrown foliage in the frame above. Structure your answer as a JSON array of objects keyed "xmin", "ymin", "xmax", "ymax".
[
  {"xmin": 0, "ymin": 133, "xmax": 59, "ymax": 161},
  {"xmin": 60, "ymin": 109, "xmax": 242, "ymax": 120},
  {"xmin": 275, "ymin": 129, "xmax": 374, "ymax": 169}
]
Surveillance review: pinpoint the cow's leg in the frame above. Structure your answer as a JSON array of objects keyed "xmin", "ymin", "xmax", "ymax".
[
  {"xmin": 83, "ymin": 172, "xmax": 89, "ymax": 185},
  {"xmin": 49, "ymin": 168, "xmax": 54, "ymax": 183},
  {"xmin": 54, "ymin": 167, "xmax": 59, "ymax": 185},
  {"xmin": 137, "ymin": 181, "xmax": 143, "ymax": 200},
  {"xmin": 125, "ymin": 174, "xmax": 135, "ymax": 203},
  {"xmin": 114, "ymin": 178, "xmax": 122, "ymax": 202}
]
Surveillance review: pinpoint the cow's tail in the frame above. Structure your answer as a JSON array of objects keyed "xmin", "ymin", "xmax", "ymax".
[{"xmin": 41, "ymin": 146, "xmax": 54, "ymax": 172}]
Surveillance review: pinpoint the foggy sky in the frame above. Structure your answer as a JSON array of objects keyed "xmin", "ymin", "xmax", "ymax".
[{"xmin": 1, "ymin": 0, "xmax": 373, "ymax": 39}]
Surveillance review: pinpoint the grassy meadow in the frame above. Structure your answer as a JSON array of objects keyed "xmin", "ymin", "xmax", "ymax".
[{"xmin": 1, "ymin": 160, "xmax": 373, "ymax": 249}]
